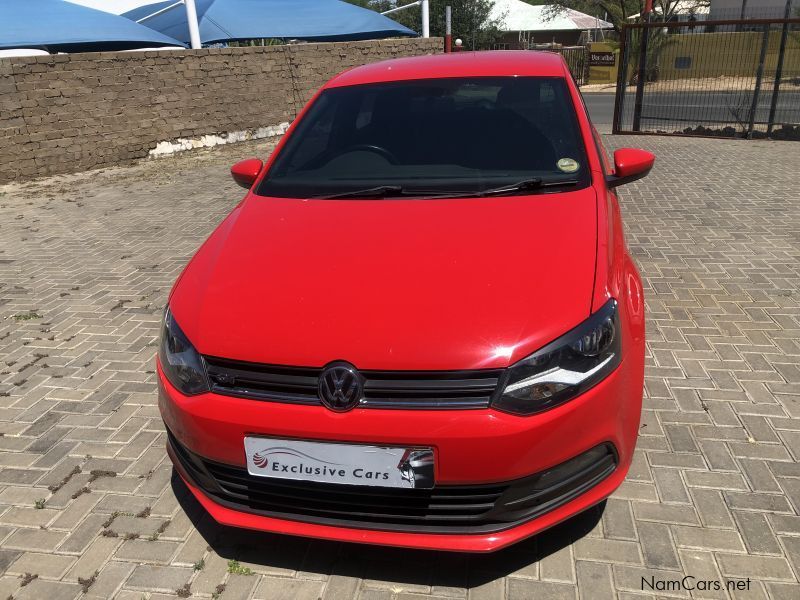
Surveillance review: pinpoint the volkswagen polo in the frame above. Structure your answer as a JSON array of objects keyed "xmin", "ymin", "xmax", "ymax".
[{"xmin": 158, "ymin": 51, "xmax": 652, "ymax": 552}]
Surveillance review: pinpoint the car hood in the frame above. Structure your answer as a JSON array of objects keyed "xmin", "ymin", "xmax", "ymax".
[{"xmin": 170, "ymin": 189, "xmax": 598, "ymax": 370}]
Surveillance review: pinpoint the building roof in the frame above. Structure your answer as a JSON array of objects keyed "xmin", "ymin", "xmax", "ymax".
[
  {"xmin": 628, "ymin": 0, "xmax": 710, "ymax": 19},
  {"xmin": 327, "ymin": 51, "xmax": 568, "ymax": 88},
  {"xmin": 490, "ymin": 0, "xmax": 613, "ymax": 32}
]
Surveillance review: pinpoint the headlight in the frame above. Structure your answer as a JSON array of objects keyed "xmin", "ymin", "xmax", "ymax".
[
  {"xmin": 493, "ymin": 299, "xmax": 621, "ymax": 416},
  {"xmin": 158, "ymin": 307, "xmax": 209, "ymax": 395}
]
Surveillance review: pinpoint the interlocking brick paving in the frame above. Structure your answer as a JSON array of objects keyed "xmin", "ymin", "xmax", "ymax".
[{"xmin": 0, "ymin": 134, "xmax": 798, "ymax": 599}]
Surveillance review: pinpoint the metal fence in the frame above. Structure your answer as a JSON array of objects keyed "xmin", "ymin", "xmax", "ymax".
[
  {"xmin": 554, "ymin": 46, "xmax": 588, "ymax": 86},
  {"xmin": 492, "ymin": 44, "xmax": 588, "ymax": 85},
  {"xmin": 613, "ymin": 18, "xmax": 800, "ymax": 140}
]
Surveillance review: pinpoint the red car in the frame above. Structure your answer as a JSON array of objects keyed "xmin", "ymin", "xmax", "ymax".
[{"xmin": 158, "ymin": 51, "xmax": 652, "ymax": 552}]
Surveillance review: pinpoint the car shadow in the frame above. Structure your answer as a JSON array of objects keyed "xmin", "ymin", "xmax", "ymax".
[{"xmin": 171, "ymin": 469, "xmax": 604, "ymax": 588}]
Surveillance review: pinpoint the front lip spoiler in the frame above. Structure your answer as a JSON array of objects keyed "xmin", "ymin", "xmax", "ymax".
[{"xmin": 166, "ymin": 429, "xmax": 617, "ymax": 536}]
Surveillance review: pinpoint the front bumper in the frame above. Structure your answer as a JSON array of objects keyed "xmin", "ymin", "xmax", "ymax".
[{"xmin": 158, "ymin": 350, "xmax": 642, "ymax": 552}]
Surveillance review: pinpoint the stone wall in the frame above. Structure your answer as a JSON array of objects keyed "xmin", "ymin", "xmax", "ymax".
[{"xmin": 0, "ymin": 38, "xmax": 441, "ymax": 183}]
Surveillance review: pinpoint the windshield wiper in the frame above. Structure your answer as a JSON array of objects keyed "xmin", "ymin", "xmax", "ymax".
[
  {"xmin": 312, "ymin": 185, "xmax": 405, "ymax": 199},
  {"xmin": 475, "ymin": 178, "xmax": 580, "ymax": 197},
  {"xmin": 313, "ymin": 185, "xmax": 472, "ymax": 200},
  {"xmin": 311, "ymin": 178, "xmax": 579, "ymax": 200}
]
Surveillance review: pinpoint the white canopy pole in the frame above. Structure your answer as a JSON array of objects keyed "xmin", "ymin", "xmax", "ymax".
[
  {"xmin": 381, "ymin": 1, "xmax": 421, "ymax": 16},
  {"xmin": 136, "ymin": 0, "xmax": 201, "ymax": 49},
  {"xmin": 381, "ymin": 1, "xmax": 429, "ymax": 38},
  {"xmin": 184, "ymin": 0, "xmax": 202, "ymax": 49},
  {"xmin": 135, "ymin": 1, "xmax": 184, "ymax": 23}
]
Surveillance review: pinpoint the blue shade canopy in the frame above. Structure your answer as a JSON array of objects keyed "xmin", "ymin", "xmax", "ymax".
[
  {"xmin": 124, "ymin": 0, "xmax": 418, "ymax": 45},
  {"xmin": 0, "ymin": 0, "xmax": 186, "ymax": 52}
]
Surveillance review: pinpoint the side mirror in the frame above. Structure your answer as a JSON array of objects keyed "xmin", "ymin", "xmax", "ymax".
[
  {"xmin": 230, "ymin": 158, "xmax": 263, "ymax": 189},
  {"xmin": 606, "ymin": 148, "xmax": 655, "ymax": 188}
]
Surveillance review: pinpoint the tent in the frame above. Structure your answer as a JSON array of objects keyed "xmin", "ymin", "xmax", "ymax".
[
  {"xmin": 124, "ymin": 0, "xmax": 417, "ymax": 45},
  {"xmin": 489, "ymin": 0, "xmax": 612, "ymax": 48},
  {"xmin": 627, "ymin": 0, "xmax": 710, "ymax": 20},
  {"xmin": 0, "ymin": 0, "xmax": 185, "ymax": 52},
  {"xmin": 491, "ymin": 0, "xmax": 613, "ymax": 34}
]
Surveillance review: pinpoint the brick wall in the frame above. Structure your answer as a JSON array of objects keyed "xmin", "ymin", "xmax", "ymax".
[{"xmin": 0, "ymin": 38, "xmax": 442, "ymax": 183}]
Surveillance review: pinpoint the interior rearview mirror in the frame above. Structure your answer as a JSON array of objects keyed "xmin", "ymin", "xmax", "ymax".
[
  {"xmin": 230, "ymin": 158, "xmax": 263, "ymax": 189},
  {"xmin": 606, "ymin": 148, "xmax": 655, "ymax": 188}
]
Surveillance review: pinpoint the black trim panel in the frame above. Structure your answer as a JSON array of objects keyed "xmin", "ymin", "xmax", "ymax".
[
  {"xmin": 167, "ymin": 428, "xmax": 617, "ymax": 535},
  {"xmin": 203, "ymin": 355, "xmax": 503, "ymax": 410}
]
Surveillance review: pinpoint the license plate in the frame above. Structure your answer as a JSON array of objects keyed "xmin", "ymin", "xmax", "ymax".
[{"xmin": 244, "ymin": 437, "xmax": 434, "ymax": 489}]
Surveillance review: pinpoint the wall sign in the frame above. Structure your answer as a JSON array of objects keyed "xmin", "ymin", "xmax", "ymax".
[{"xmin": 589, "ymin": 51, "xmax": 616, "ymax": 67}]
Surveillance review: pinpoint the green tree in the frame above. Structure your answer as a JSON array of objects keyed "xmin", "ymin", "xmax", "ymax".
[
  {"xmin": 519, "ymin": 1, "xmax": 710, "ymax": 34},
  {"xmin": 521, "ymin": 1, "xmax": 708, "ymax": 84},
  {"xmin": 516, "ymin": 0, "xmax": 641, "ymax": 33},
  {"xmin": 344, "ymin": 1, "xmax": 504, "ymax": 50}
]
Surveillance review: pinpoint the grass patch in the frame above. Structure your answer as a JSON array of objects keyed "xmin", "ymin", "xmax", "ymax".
[
  {"xmin": 12, "ymin": 311, "xmax": 42, "ymax": 321},
  {"xmin": 70, "ymin": 486, "xmax": 90, "ymax": 500},
  {"xmin": 88, "ymin": 469, "xmax": 116, "ymax": 483},
  {"xmin": 48, "ymin": 465, "xmax": 81, "ymax": 493},
  {"xmin": 148, "ymin": 519, "xmax": 170, "ymax": 541},
  {"xmin": 226, "ymin": 559, "xmax": 253, "ymax": 576},
  {"xmin": 101, "ymin": 510, "xmax": 120, "ymax": 529},
  {"xmin": 78, "ymin": 571, "xmax": 98, "ymax": 593}
]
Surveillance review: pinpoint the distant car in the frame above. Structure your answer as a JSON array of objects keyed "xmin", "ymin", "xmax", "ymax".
[{"xmin": 158, "ymin": 51, "xmax": 652, "ymax": 552}]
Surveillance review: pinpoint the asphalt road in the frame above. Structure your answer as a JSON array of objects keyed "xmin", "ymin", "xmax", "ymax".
[
  {"xmin": 584, "ymin": 92, "xmax": 616, "ymax": 126},
  {"xmin": 583, "ymin": 90, "xmax": 800, "ymax": 130}
]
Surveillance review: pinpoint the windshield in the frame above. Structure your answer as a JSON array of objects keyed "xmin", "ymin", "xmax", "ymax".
[{"xmin": 256, "ymin": 77, "xmax": 589, "ymax": 199}]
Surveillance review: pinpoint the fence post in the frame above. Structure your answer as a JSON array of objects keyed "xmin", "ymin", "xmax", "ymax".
[
  {"xmin": 737, "ymin": 0, "xmax": 749, "ymax": 32},
  {"xmin": 445, "ymin": 6, "xmax": 452, "ymax": 53},
  {"xmin": 581, "ymin": 46, "xmax": 588, "ymax": 87},
  {"xmin": 612, "ymin": 27, "xmax": 629, "ymax": 134},
  {"xmin": 631, "ymin": 24, "xmax": 650, "ymax": 132},
  {"xmin": 767, "ymin": 5, "xmax": 792, "ymax": 135},
  {"xmin": 747, "ymin": 24, "xmax": 771, "ymax": 139}
]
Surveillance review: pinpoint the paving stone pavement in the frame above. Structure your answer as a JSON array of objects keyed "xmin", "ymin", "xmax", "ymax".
[{"xmin": 0, "ymin": 133, "xmax": 799, "ymax": 599}]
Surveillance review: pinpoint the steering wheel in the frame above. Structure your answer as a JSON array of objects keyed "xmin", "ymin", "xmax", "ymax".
[{"xmin": 342, "ymin": 144, "xmax": 398, "ymax": 164}]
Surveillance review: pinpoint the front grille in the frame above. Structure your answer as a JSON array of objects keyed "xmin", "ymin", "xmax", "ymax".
[
  {"xmin": 168, "ymin": 429, "xmax": 617, "ymax": 534},
  {"xmin": 203, "ymin": 356, "xmax": 504, "ymax": 409}
]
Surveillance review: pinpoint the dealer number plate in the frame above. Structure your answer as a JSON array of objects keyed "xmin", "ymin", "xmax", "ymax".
[{"xmin": 244, "ymin": 437, "xmax": 434, "ymax": 489}]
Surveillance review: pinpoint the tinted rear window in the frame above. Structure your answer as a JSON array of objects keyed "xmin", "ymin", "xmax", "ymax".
[{"xmin": 257, "ymin": 77, "xmax": 589, "ymax": 199}]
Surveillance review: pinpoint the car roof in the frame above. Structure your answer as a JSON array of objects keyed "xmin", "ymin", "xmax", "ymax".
[{"xmin": 326, "ymin": 50, "xmax": 568, "ymax": 88}]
